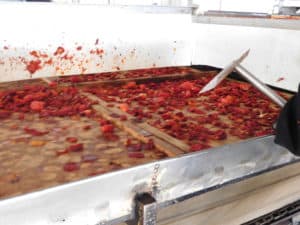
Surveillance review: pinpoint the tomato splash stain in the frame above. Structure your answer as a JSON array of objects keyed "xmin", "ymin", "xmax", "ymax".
[
  {"xmin": 276, "ymin": 77, "xmax": 285, "ymax": 82},
  {"xmin": 26, "ymin": 60, "xmax": 42, "ymax": 74},
  {"xmin": 54, "ymin": 46, "xmax": 65, "ymax": 56}
]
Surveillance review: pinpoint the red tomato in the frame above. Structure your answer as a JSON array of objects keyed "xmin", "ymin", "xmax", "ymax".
[
  {"xmin": 101, "ymin": 124, "xmax": 114, "ymax": 133},
  {"xmin": 63, "ymin": 162, "xmax": 80, "ymax": 172},
  {"xmin": 30, "ymin": 101, "xmax": 45, "ymax": 111},
  {"xmin": 119, "ymin": 103, "xmax": 129, "ymax": 112}
]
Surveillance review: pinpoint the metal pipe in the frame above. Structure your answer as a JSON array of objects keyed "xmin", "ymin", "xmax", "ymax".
[
  {"xmin": 199, "ymin": 49, "xmax": 249, "ymax": 94},
  {"xmin": 235, "ymin": 64, "xmax": 287, "ymax": 108}
]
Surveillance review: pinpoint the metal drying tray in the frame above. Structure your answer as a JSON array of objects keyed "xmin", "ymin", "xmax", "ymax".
[{"xmin": 0, "ymin": 135, "xmax": 298, "ymax": 225}]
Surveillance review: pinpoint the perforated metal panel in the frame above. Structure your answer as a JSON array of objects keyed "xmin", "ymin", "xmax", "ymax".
[{"xmin": 243, "ymin": 199, "xmax": 300, "ymax": 225}]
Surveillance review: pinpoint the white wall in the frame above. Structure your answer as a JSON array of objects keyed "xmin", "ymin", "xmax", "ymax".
[
  {"xmin": 38, "ymin": 0, "xmax": 276, "ymax": 11},
  {"xmin": 193, "ymin": 0, "xmax": 275, "ymax": 13},
  {"xmin": 51, "ymin": 0, "xmax": 190, "ymax": 6}
]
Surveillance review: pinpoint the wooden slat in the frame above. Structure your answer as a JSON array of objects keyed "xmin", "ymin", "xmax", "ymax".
[
  {"xmin": 75, "ymin": 73, "xmax": 192, "ymax": 87},
  {"xmin": 86, "ymin": 93, "xmax": 189, "ymax": 153},
  {"xmin": 76, "ymin": 69, "xmax": 219, "ymax": 87},
  {"xmin": 139, "ymin": 123, "xmax": 190, "ymax": 152},
  {"xmin": 40, "ymin": 67, "xmax": 212, "ymax": 87},
  {"xmin": 81, "ymin": 91, "xmax": 186, "ymax": 157}
]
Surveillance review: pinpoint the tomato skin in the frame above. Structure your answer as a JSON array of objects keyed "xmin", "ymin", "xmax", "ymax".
[
  {"xmin": 67, "ymin": 143, "xmax": 84, "ymax": 152},
  {"xmin": 190, "ymin": 143, "xmax": 211, "ymax": 152},
  {"xmin": 54, "ymin": 46, "xmax": 65, "ymax": 56},
  {"xmin": 219, "ymin": 95, "xmax": 235, "ymax": 105},
  {"xmin": 128, "ymin": 152, "xmax": 145, "ymax": 158},
  {"xmin": 26, "ymin": 60, "xmax": 42, "ymax": 74},
  {"xmin": 30, "ymin": 101, "xmax": 45, "ymax": 111},
  {"xmin": 66, "ymin": 137, "xmax": 78, "ymax": 143},
  {"xmin": 101, "ymin": 124, "xmax": 114, "ymax": 133},
  {"xmin": 81, "ymin": 154, "xmax": 98, "ymax": 163},
  {"xmin": 119, "ymin": 103, "xmax": 129, "ymax": 112},
  {"xmin": 24, "ymin": 127, "xmax": 48, "ymax": 136},
  {"xmin": 63, "ymin": 162, "xmax": 80, "ymax": 172}
]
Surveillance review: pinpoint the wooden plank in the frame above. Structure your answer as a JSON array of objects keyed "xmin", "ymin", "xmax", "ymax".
[
  {"xmin": 75, "ymin": 69, "xmax": 219, "ymax": 87},
  {"xmin": 75, "ymin": 72, "xmax": 192, "ymax": 87},
  {"xmin": 97, "ymin": 95, "xmax": 189, "ymax": 153},
  {"xmin": 138, "ymin": 123, "xmax": 190, "ymax": 153},
  {"xmin": 81, "ymin": 91, "xmax": 185, "ymax": 157}
]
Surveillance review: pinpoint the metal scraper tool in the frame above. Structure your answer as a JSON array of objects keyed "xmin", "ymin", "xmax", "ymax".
[
  {"xmin": 198, "ymin": 50, "xmax": 287, "ymax": 108},
  {"xmin": 199, "ymin": 49, "xmax": 250, "ymax": 94}
]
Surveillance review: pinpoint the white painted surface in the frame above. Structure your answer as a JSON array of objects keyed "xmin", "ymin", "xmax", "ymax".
[
  {"xmin": 0, "ymin": 3, "xmax": 191, "ymax": 82},
  {"xmin": 192, "ymin": 23, "xmax": 300, "ymax": 92},
  {"xmin": 0, "ymin": 3, "xmax": 299, "ymax": 92},
  {"xmin": 193, "ymin": 0, "xmax": 275, "ymax": 13}
]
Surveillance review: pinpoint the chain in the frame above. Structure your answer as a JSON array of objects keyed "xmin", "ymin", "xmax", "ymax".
[{"xmin": 151, "ymin": 163, "xmax": 160, "ymax": 196}]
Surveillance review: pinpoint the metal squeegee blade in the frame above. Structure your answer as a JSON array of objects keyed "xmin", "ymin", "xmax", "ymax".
[{"xmin": 199, "ymin": 49, "xmax": 250, "ymax": 94}]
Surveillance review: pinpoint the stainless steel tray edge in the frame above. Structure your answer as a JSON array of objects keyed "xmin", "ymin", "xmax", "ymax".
[{"xmin": 0, "ymin": 136, "xmax": 298, "ymax": 225}]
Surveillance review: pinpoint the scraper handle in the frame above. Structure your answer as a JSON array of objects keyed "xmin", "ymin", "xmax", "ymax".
[{"xmin": 235, "ymin": 65, "xmax": 287, "ymax": 108}]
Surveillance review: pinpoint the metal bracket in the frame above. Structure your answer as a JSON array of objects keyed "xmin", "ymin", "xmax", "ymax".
[{"xmin": 127, "ymin": 193, "xmax": 157, "ymax": 225}]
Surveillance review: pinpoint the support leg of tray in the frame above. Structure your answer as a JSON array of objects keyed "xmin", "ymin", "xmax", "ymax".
[{"xmin": 127, "ymin": 193, "xmax": 157, "ymax": 225}]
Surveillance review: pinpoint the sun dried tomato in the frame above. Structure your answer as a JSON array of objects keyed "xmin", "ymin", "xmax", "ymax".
[
  {"xmin": 219, "ymin": 95, "xmax": 235, "ymax": 105},
  {"xmin": 0, "ymin": 110, "xmax": 11, "ymax": 119},
  {"xmin": 143, "ymin": 139, "xmax": 155, "ymax": 150},
  {"xmin": 179, "ymin": 81, "xmax": 195, "ymax": 90},
  {"xmin": 30, "ymin": 101, "xmax": 45, "ymax": 111},
  {"xmin": 89, "ymin": 169, "xmax": 106, "ymax": 177},
  {"xmin": 123, "ymin": 81, "xmax": 136, "ymax": 89},
  {"xmin": 128, "ymin": 152, "xmax": 145, "ymax": 158},
  {"xmin": 48, "ymin": 81, "xmax": 58, "ymax": 87},
  {"xmin": 56, "ymin": 149, "xmax": 69, "ymax": 156},
  {"xmin": 63, "ymin": 162, "xmax": 80, "ymax": 172},
  {"xmin": 24, "ymin": 127, "xmax": 49, "ymax": 136},
  {"xmin": 120, "ymin": 115, "xmax": 127, "ymax": 121},
  {"xmin": 67, "ymin": 143, "xmax": 84, "ymax": 152},
  {"xmin": 81, "ymin": 154, "xmax": 98, "ymax": 163},
  {"xmin": 101, "ymin": 124, "xmax": 114, "ymax": 133},
  {"xmin": 190, "ymin": 143, "xmax": 211, "ymax": 152},
  {"xmin": 127, "ymin": 143, "xmax": 142, "ymax": 152},
  {"xmin": 210, "ymin": 130, "xmax": 227, "ymax": 140},
  {"xmin": 119, "ymin": 103, "xmax": 129, "ymax": 112},
  {"xmin": 83, "ymin": 125, "xmax": 91, "ymax": 130},
  {"xmin": 103, "ymin": 133, "xmax": 119, "ymax": 141},
  {"xmin": 66, "ymin": 137, "xmax": 78, "ymax": 143}
]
